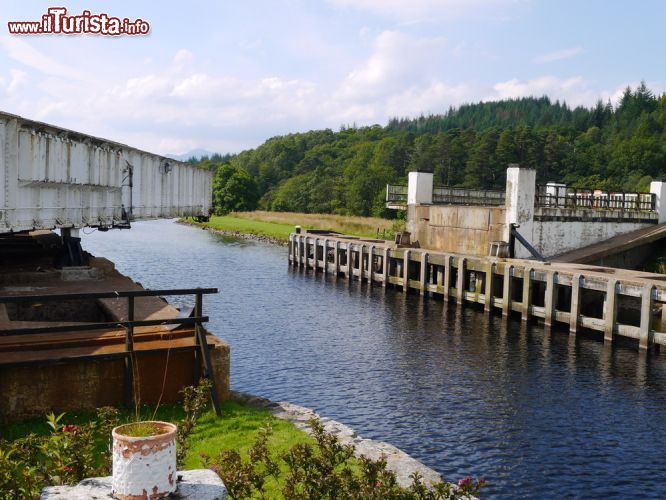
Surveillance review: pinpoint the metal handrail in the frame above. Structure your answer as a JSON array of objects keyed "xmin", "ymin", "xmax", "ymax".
[
  {"xmin": 433, "ymin": 186, "xmax": 505, "ymax": 206},
  {"xmin": 0, "ymin": 286, "xmax": 221, "ymax": 415},
  {"xmin": 535, "ymin": 185, "xmax": 656, "ymax": 212}
]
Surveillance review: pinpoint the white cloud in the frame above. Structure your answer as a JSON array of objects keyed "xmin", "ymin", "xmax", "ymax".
[
  {"xmin": 0, "ymin": 36, "xmax": 87, "ymax": 81},
  {"xmin": 534, "ymin": 47, "xmax": 584, "ymax": 64},
  {"xmin": 337, "ymin": 31, "xmax": 447, "ymax": 100},
  {"xmin": 486, "ymin": 76, "xmax": 642, "ymax": 108}
]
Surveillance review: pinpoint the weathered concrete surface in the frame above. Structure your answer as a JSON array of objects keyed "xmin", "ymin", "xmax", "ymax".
[
  {"xmin": 231, "ymin": 391, "xmax": 443, "ymax": 488},
  {"xmin": 551, "ymin": 223, "xmax": 666, "ymax": 265},
  {"xmin": 407, "ymin": 204, "xmax": 506, "ymax": 256},
  {"xmin": 41, "ymin": 469, "xmax": 227, "ymax": 499}
]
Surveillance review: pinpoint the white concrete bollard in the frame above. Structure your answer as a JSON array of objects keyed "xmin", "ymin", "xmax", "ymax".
[{"xmin": 112, "ymin": 421, "xmax": 178, "ymax": 499}]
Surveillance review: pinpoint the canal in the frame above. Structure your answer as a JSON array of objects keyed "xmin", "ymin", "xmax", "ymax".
[{"xmin": 82, "ymin": 219, "xmax": 666, "ymax": 498}]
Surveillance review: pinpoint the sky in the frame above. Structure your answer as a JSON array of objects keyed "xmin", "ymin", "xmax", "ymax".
[{"xmin": 0, "ymin": 0, "xmax": 664, "ymax": 156}]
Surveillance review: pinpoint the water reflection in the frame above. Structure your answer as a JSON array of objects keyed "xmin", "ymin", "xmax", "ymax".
[{"xmin": 82, "ymin": 220, "xmax": 666, "ymax": 499}]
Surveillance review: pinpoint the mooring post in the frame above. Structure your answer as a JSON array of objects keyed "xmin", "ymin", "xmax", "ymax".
[
  {"xmin": 124, "ymin": 296, "xmax": 136, "ymax": 408},
  {"xmin": 484, "ymin": 262, "xmax": 494, "ymax": 312},
  {"xmin": 443, "ymin": 255, "xmax": 451, "ymax": 302},
  {"xmin": 569, "ymin": 274, "xmax": 582, "ymax": 334},
  {"xmin": 420, "ymin": 252, "xmax": 428, "ymax": 296},
  {"xmin": 544, "ymin": 271, "xmax": 555, "ymax": 327},
  {"xmin": 522, "ymin": 267, "xmax": 533, "ymax": 322},
  {"xmin": 604, "ymin": 279, "xmax": 618, "ymax": 345},
  {"xmin": 382, "ymin": 247, "xmax": 389, "ymax": 288},
  {"xmin": 403, "ymin": 250, "xmax": 410, "ymax": 291},
  {"xmin": 456, "ymin": 257, "xmax": 466, "ymax": 304},
  {"xmin": 502, "ymin": 265, "xmax": 513, "ymax": 316},
  {"xmin": 639, "ymin": 284, "xmax": 655, "ymax": 350}
]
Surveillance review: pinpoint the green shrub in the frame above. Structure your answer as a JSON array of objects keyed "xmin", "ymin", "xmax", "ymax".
[{"xmin": 202, "ymin": 417, "xmax": 485, "ymax": 499}]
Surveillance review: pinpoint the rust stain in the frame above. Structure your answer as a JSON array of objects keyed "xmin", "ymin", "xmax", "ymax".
[{"xmin": 168, "ymin": 472, "xmax": 174, "ymax": 486}]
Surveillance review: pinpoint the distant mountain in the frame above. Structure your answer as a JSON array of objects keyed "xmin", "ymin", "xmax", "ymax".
[{"xmin": 165, "ymin": 149, "xmax": 217, "ymax": 162}]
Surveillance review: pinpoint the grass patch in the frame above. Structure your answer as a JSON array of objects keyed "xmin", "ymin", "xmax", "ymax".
[
  {"xmin": 185, "ymin": 210, "xmax": 404, "ymax": 242},
  {"xmin": 2, "ymin": 400, "xmax": 314, "ymax": 470}
]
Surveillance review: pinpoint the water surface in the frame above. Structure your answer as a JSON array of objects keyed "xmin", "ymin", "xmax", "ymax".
[{"xmin": 82, "ymin": 220, "xmax": 666, "ymax": 498}]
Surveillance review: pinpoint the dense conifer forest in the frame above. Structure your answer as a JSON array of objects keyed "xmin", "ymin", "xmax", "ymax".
[{"xmin": 195, "ymin": 83, "xmax": 666, "ymax": 217}]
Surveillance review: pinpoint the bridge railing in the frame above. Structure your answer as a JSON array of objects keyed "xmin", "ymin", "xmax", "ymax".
[
  {"xmin": 386, "ymin": 184, "xmax": 408, "ymax": 203},
  {"xmin": 433, "ymin": 186, "xmax": 505, "ymax": 206},
  {"xmin": 385, "ymin": 184, "xmax": 506, "ymax": 206},
  {"xmin": 535, "ymin": 185, "xmax": 656, "ymax": 212}
]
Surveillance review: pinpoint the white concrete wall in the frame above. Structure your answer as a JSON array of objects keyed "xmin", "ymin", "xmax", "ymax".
[
  {"xmin": 407, "ymin": 171, "xmax": 433, "ymax": 205},
  {"xmin": 0, "ymin": 112, "xmax": 212, "ymax": 234},
  {"xmin": 531, "ymin": 219, "xmax": 656, "ymax": 259},
  {"xmin": 651, "ymin": 179, "xmax": 666, "ymax": 223}
]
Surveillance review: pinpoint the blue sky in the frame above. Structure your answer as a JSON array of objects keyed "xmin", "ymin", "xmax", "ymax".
[{"xmin": 0, "ymin": 1, "xmax": 664, "ymax": 155}]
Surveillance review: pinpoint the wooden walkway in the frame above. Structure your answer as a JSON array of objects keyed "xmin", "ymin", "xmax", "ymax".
[{"xmin": 289, "ymin": 232, "xmax": 666, "ymax": 350}]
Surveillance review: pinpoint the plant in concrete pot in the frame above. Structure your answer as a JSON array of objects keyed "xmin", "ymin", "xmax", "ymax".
[{"xmin": 111, "ymin": 421, "xmax": 178, "ymax": 499}]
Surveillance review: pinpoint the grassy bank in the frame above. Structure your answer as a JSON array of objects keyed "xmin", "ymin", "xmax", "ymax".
[
  {"xmin": 2, "ymin": 400, "xmax": 315, "ymax": 497},
  {"xmin": 3, "ymin": 401, "xmax": 312, "ymax": 468},
  {"xmin": 185, "ymin": 210, "xmax": 404, "ymax": 243}
]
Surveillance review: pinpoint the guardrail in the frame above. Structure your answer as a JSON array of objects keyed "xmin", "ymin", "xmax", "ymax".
[
  {"xmin": 433, "ymin": 186, "xmax": 505, "ymax": 206},
  {"xmin": 535, "ymin": 185, "xmax": 656, "ymax": 212},
  {"xmin": 386, "ymin": 184, "xmax": 408, "ymax": 203},
  {"xmin": 386, "ymin": 184, "xmax": 506, "ymax": 206},
  {"xmin": 0, "ymin": 287, "xmax": 221, "ymax": 415}
]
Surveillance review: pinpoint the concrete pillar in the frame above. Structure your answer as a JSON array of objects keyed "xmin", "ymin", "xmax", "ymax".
[
  {"xmin": 484, "ymin": 262, "xmax": 494, "ymax": 312},
  {"xmin": 382, "ymin": 248, "xmax": 389, "ymax": 288},
  {"xmin": 443, "ymin": 255, "xmax": 451, "ymax": 301},
  {"xmin": 359, "ymin": 245, "xmax": 365, "ymax": 280},
  {"xmin": 604, "ymin": 279, "xmax": 617, "ymax": 345},
  {"xmin": 304, "ymin": 238, "xmax": 310, "ymax": 269},
  {"xmin": 650, "ymin": 178, "xmax": 666, "ymax": 223},
  {"xmin": 334, "ymin": 241, "xmax": 340, "ymax": 275},
  {"xmin": 369, "ymin": 245, "xmax": 375, "ymax": 284},
  {"xmin": 502, "ymin": 265, "xmax": 513, "ymax": 316},
  {"xmin": 639, "ymin": 285, "xmax": 655, "ymax": 350},
  {"xmin": 569, "ymin": 274, "xmax": 582, "ymax": 334},
  {"xmin": 407, "ymin": 171, "xmax": 433, "ymax": 205},
  {"xmin": 403, "ymin": 250, "xmax": 411, "ymax": 290},
  {"xmin": 505, "ymin": 165, "xmax": 536, "ymax": 259},
  {"xmin": 544, "ymin": 272, "xmax": 555, "ymax": 327},
  {"xmin": 323, "ymin": 239, "xmax": 328, "ymax": 274},
  {"xmin": 420, "ymin": 252, "xmax": 428, "ymax": 296},
  {"xmin": 456, "ymin": 257, "xmax": 466, "ymax": 304},
  {"xmin": 347, "ymin": 244, "xmax": 353, "ymax": 281},
  {"xmin": 521, "ymin": 267, "xmax": 533, "ymax": 322},
  {"xmin": 314, "ymin": 238, "xmax": 319, "ymax": 270}
]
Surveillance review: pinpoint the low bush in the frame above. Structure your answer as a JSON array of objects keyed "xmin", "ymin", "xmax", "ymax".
[{"xmin": 202, "ymin": 417, "xmax": 485, "ymax": 499}]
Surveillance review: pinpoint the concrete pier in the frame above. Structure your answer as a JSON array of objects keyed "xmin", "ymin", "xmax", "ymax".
[{"xmin": 289, "ymin": 231, "xmax": 666, "ymax": 351}]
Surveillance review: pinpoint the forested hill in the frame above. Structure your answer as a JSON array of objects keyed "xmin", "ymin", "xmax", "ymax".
[{"xmin": 199, "ymin": 83, "xmax": 666, "ymax": 218}]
